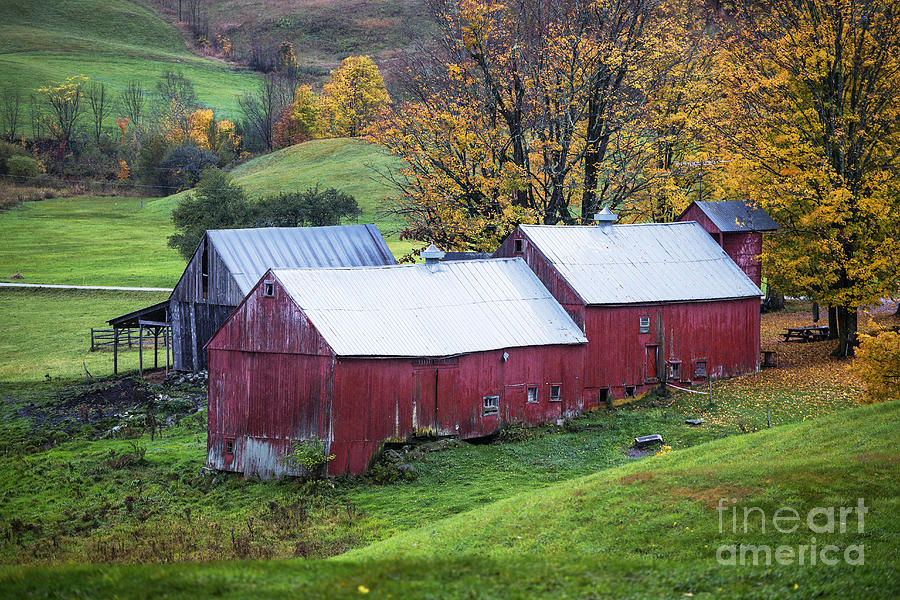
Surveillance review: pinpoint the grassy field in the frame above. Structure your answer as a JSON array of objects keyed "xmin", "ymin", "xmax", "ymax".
[
  {"xmin": 0, "ymin": 195, "xmax": 183, "ymax": 287},
  {"xmin": 0, "ymin": 401, "xmax": 895, "ymax": 598},
  {"xmin": 0, "ymin": 0, "xmax": 259, "ymax": 125}
]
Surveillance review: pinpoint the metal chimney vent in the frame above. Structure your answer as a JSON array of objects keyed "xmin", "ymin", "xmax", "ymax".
[
  {"xmin": 421, "ymin": 243, "xmax": 445, "ymax": 267},
  {"xmin": 593, "ymin": 207, "xmax": 618, "ymax": 231}
]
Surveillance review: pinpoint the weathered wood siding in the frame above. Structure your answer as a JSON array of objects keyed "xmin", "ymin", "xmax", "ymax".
[
  {"xmin": 582, "ymin": 298, "xmax": 760, "ymax": 402},
  {"xmin": 170, "ymin": 234, "xmax": 245, "ymax": 371}
]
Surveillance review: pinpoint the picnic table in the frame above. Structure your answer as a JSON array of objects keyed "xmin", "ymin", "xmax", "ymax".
[{"xmin": 782, "ymin": 326, "xmax": 830, "ymax": 342}]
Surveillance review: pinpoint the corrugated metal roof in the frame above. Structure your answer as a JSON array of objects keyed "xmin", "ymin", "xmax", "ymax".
[
  {"xmin": 690, "ymin": 200, "xmax": 779, "ymax": 232},
  {"xmin": 208, "ymin": 224, "xmax": 396, "ymax": 294},
  {"xmin": 520, "ymin": 222, "xmax": 763, "ymax": 305},
  {"xmin": 272, "ymin": 258, "xmax": 587, "ymax": 357}
]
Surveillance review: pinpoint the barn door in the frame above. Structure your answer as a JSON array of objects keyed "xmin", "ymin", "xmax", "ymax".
[
  {"xmin": 413, "ymin": 368, "xmax": 438, "ymax": 434},
  {"xmin": 645, "ymin": 344, "xmax": 659, "ymax": 382}
]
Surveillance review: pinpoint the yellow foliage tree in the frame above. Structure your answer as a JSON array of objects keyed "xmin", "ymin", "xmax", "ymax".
[
  {"xmin": 167, "ymin": 108, "xmax": 240, "ymax": 157},
  {"xmin": 319, "ymin": 56, "xmax": 390, "ymax": 138},
  {"xmin": 37, "ymin": 75, "xmax": 89, "ymax": 156},
  {"xmin": 719, "ymin": 0, "xmax": 900, "ymax": 357},
  {"xmin": 854, "ymin": 332, "xmax": 900, "ymax": 403},
  {"xmin": 272, "ymin": 85, "xmax": 319, "ymax": 148}
]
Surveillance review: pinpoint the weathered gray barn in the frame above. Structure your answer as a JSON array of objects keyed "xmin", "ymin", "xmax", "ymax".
[{"xmin": 170, "ymin": 225, "xmax": 396, "ymax": 371}]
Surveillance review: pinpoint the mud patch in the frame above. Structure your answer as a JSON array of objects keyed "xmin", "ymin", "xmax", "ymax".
[{"xmin": 624, "ymin": 446, "xmax": 656, "ymax": 459}]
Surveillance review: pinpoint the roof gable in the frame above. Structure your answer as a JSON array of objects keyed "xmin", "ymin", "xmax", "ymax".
[
  {"xmin": 272, "ymin": 258, "xmax": 587, "ymax": 357},
  {"xmin": 519, "ymin": 222, "xmax": 763, "ymax": 305},
  {"xmin": 208, "ymin": 224, "xmax": 396, "ymax": 295},
  {"xmin": 684, "ymin": 200, "xmax": 779, "ymax": 232}
]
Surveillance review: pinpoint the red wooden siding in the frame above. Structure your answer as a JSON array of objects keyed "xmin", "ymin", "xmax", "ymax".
[{"xmin": 582, "ymin": 298, "xmax": 760, "ymax": 402}]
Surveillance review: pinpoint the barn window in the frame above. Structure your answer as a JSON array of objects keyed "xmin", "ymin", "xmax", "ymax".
[
  {"xmin": 639, "ymin": 316, "xmax": 650, "ymax": 334},
  {"xmin": 668, "ymin": 360, "xmax": 682, "ymax": 380},
  {"xmin": 527, "ymin": 386, "xmax": 538, "ymax": 403},
  {"xmin": 514, "ymin": 238, "xmax": 524, "ymax": 253},
  {"xmin": 263, "ymin": 281, "xmax": 275, "ymax": 297},
  {"xmin": 201, "ymin": 244, "xmax": 210, "ymax": 300},
  {"xmin": 550, "ymin": 385, "xmax": 562, "ymax": 402},
  {"xmin": 694, "ymin": 360, "xmax": 707, "ymax": 379},
  {"xmin": 625, "ymin": 386, "xmax": 636, "ymax": 399},
  {"xmin": 483, "ymin": 395, "xmax": 499, "ymax": 416},
  {"xmin": 224, "ymin": 439, "xmax": 234, "ymax": 454}
]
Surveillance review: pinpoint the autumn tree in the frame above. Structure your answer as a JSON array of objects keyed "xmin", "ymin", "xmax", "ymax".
[
  {"xmin": 320, "ymin": 55, "xmax": 391, "ymax": 138},
  {"xmin": 38, "ymin": 75, "xmax": 88, "ymax": 157},
  {"xmin": 720, "ymin": 0, "xmax": 900, "ymax": 357},
  {"xmin": 85, "ymin": 81, "xmax": 109, "ymax": 146},
  {"xmin": 272, "ymin": 85, "xmax": 319, "ymax": 148},
  {"xmin": 121, "ymin": 81, "xmax": 146, "ymax": 144},
  {"xmin": 155, "ymin": 71, "xmax": 201, "ymax": 135},
  {"xmin": 369, "ymin": 0, "xmax": 687, "ymax": 250},
  {"xmin": 238, "ymin": 74, "xmax": 294, "ymax": 151},
  {"xmin": 0, "ymin": 89, "xmax": 21, "ymax": 140}
]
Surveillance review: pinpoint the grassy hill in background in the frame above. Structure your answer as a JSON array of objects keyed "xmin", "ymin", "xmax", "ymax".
[
  {"xmin": 0, "ymin": 0, "xmax": 259, "ymax": 126},
  {"xmin": 2, "ymin": 401, "xmax": 896, "ymax": 598}
]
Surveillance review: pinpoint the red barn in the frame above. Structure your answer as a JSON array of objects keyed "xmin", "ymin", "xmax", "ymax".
[
  {"xmin": 206, "ymin": 258, "xmax": 587, "ymax": 477},
  {"xmin": 676, "ymin": 200, "xmax": 779, "ymax": 287},
  {"xmin": 494, "ymin": 215, "xmax": 763, "ymax": 405}
]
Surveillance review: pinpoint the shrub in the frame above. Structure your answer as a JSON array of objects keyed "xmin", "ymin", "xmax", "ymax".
[
  {"xmin": 255, "ymin": 185, "xmax": 360, "ymax": 227},
  {"xmin": 279, "ymin": 436, "xmax": 335, "ymax": 480},
  {"xmin": 159, "ymin": 142, "xmax": 221, "ymax": 190},
  {"xmin": 854, "ymin": 331, "xmax": 900, "ymax": 403},
  {"xmin": 0, "ymin": 140, "xmax": 27, "ymax": 175},
  {"xmin": 6, "ymin": 155, "xmax": 42, "ymax": 182}
]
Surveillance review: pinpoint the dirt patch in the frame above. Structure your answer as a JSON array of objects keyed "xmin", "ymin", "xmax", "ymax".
[
  {"xmin": 620, "ymin": 472, "xmax": 654, "ymax": 485},
  {"xmin": 669, "ymin": 484, "xmax": 759, "ymax": 509},
  {"xmin": 624, "ymin": 446, "xmax": 656, "ymax": 459}
]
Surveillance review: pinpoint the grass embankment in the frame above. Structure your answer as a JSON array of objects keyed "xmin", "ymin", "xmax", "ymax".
[
  {"xmin": 0, "ymin": 0, "xmax": 258, "ymax": 124},
  {"xmin": 1, "ymin": 401, "xmax": 896, "ymax": 598}
]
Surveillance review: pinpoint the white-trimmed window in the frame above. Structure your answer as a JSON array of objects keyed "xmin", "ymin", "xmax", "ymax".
[
  {"xmin": 224, "ymin": 439, "xmax": 234, "ymax": 454},
  {"xmin": 668, "ymin": 360, "xmax": 682, "ymax": 381},
  {"xmin": 527, "ymin": 386, "xmax": 539, "ymax": 403},
  {"xmin": 639, "ymin": 316, "xmax": 651, "ymax": 334},
  {"xmin": 483, "ymin": 395, "xmax": 499, "ymax": 416},
  {"xmin": 263, "ymin": 281, "xmax": 275, "ymax": 297},
  {"xmin": 694, "ymin": 360, "xmax": 708, "ymax": 379}
]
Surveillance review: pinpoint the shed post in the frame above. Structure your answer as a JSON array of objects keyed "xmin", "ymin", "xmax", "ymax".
[
  {"xmin": 154, "ymin": 327, "xmax": 159, "ymax": 369},
  {"xmin": 139, "ymin": 325, "xmax": 144, "ymax": 377},
  {"xmin": 164, "ymin": 326, "xmax": 170, "ymax": 376},
  {"xmin": 113, "ymin": 327, "xmax": 119, "ymax": 375}
]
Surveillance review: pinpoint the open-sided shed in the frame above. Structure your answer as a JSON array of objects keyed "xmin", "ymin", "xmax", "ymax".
[
  {"xmin": 677, "ymin": 200, "xmax": 779, "ymax": 287},
  {"xmin": 206, "ymin": 258, "xmax": 587, "ymax": 476},
  {"xmin": 169, "ymin": 224, "xmax": 396, "ymax": 372},
  {"xmin": 494, "ymin": 218, "xmax": 763, "ymax": 404}
]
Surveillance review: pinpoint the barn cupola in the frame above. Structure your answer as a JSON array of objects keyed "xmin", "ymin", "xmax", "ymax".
[
  {"xmin": 593, "ymin": 207, "xmax": 618, "ymax": 231},
  {"xmin": 421, "ymin": 243, "xmax": 446, "ymax": 269}
]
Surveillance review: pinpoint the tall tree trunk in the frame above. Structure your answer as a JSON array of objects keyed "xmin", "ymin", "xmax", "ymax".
[
  {"xmin": 832, "ymin": 306, "xmax": 858, "ymax": 358},
  {"xmin": 828, "ymin": 306, "xmax": 838, "ymax": 340}
]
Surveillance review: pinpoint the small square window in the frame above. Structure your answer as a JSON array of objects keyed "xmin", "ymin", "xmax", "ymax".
[
  {"xmin": 483, "ymin": 395, "xmax": 499, "ymax": 416},
  {"xmin": 514, "ymin": 238, "xmax": 524, "ymax": 253},
  {"xmin": 668, "ymin": 361, "xmax": 682, "ymax": 380},
  {"xmin": 527, "ymin": 386, "xmax": 538, "ymax": 403},
  {"xmin": 263, "ymin": 281, "xmax": 275, "ymax": 297},
  {"xmin": 550, "ymin": 385, "xmax": 562, "ymax": 402},
  {"xmin": 695, "ymin": 360, "xmax": 707, "ymax": 378},
  {"xmin": 625, "ymin": 386, "xmax": 636, "ymax": 399},
  {"xmin": 639, "ymin": 316, "xmax": 650, "ymax": 334},
  {"xmin": 224, "ymin": 439, "xmax": 234, "ymax": 454}
]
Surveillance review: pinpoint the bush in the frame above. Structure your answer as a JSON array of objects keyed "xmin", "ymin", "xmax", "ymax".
[
  {"xmin": 0, "ymin": 140, "xmax": 27, "ymax": 175},
  {"xmin": 6, "ymin": 155, "xmax": 42, "ymax": 182},
  {"xmin": 279, "ymin": 436, "xmax": 335, "ymax": 480},
  {"xmin": 854, "ymin": 331, "xmax": 900, "ymax": 403},
  {"xmin": 255, "ymin": 185, "xmax": 361, "ymax": 227},
  {"xmin": 159, "ymin": 143, "xmax": 221, "ymax": 190}
]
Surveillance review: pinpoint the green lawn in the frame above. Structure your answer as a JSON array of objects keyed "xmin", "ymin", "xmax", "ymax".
[
  {"xmin": 0, "ymin": 0, "xmax": 259, "ymax": 124},
  {"xmin": 0, "ymin": 401, "xmax": 895, "ymax": 598},
  {"xmin": 0, "ymin": 196, "xmax": 183, "ymax": 287}
]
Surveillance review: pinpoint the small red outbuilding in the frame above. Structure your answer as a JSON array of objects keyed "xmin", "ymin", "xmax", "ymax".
[
  {"xmin": 494, "ymin": 216, "xmax": 764, "ymax": 405},
  {"xmin": 206, "ymin": 258, "xmax": 587, "ymax": 477}
]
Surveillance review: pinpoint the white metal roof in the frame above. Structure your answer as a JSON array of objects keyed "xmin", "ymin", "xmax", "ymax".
[
  {"xmin": 688, "ymin": 200, "xmax": 779, "ymax": 232},
  {"xmin": 271, "ymin": 258, "xmax": 587, "ymax": 357},
  {"xmin": 208, "ymin": 225, "xmax": 396, "ymax": 294},
  {"xmin": 519, "ymin": 222, "xmax": 763, "ymax": 305}
]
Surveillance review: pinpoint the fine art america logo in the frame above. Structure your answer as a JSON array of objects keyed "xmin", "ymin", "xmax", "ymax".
[{"xmin": 715, "ymin": 498, "xmax": 867, "ymax": 566}]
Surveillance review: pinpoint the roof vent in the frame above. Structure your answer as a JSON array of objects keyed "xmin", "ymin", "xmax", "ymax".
[
  {"xmin": 593, "ymin": 207, "xmax": 618, "ymax": 231},
  {"xmin": 421, "ymin": 243, "xmax": 445, "ymax": 268}
]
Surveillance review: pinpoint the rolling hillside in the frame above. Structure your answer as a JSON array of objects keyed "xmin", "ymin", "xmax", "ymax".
[
  {"xmin": 2, "ymin": 401, "xmax": 896, "ymax": 598},
  {"xmin": 0, "ymin": 0, "xmax": 259, "ymax": 125}
]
